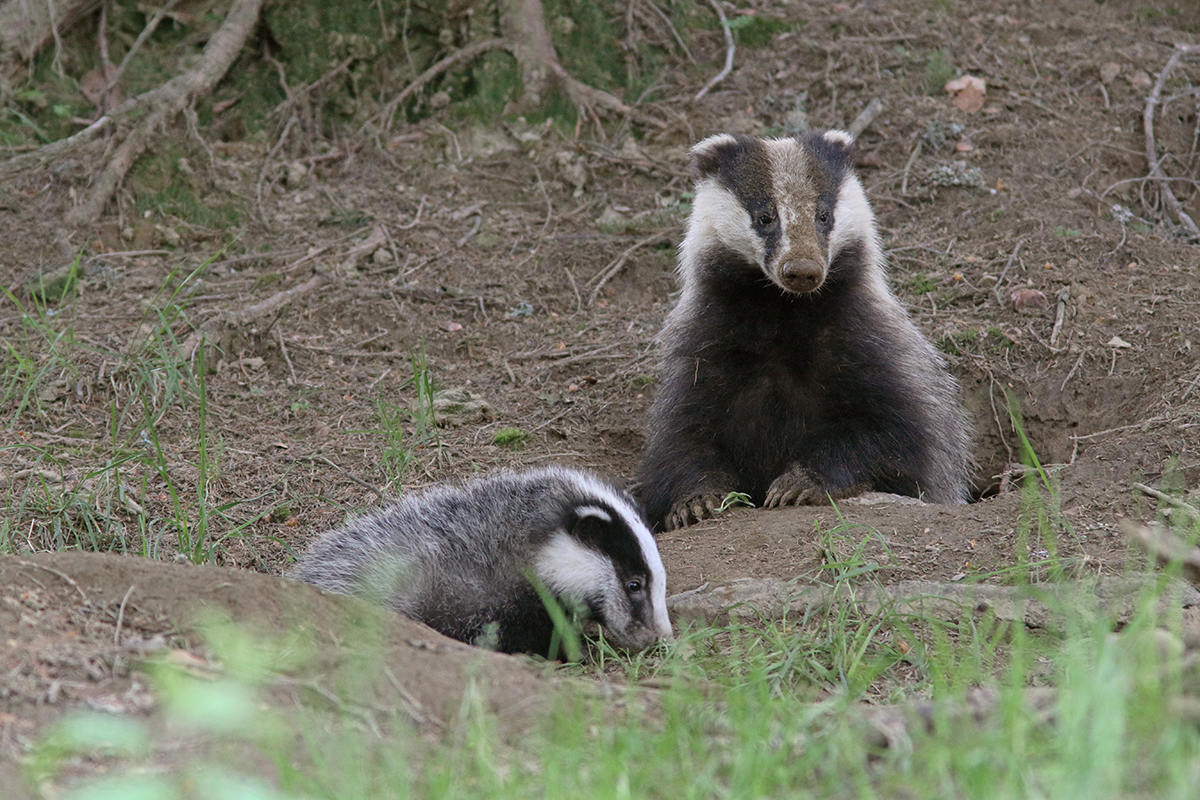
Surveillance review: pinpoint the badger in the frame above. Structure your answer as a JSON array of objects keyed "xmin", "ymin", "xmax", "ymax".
[
  {"xmin": 289, "ymin": 466, "xmax": 672, "ymax": 658},
  {"xmin": 637, "ymin": 130, "xmax": 971, "ymax": 531}
]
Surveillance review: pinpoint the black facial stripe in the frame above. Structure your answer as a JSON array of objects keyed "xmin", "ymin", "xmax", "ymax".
[
  {"xmin": 816, "ymin": 192, "xmax": 836, "ymax": 237},
  {"xmin": 694, "ymin": 135, "xmax": 775, "ymax": 222},
  {"xmin": 796, "ymin": 131, "xmax": 855, "ymax": 186},
  {"xmin": 567, "ymin": 503, "xmax": 653, "ymax": 582}
]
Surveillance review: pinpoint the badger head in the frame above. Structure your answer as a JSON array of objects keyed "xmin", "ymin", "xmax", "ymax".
[
  {"xmin": 533, "ymin": 485, "xmax": 672, "ymax": 652},
  {"xmin": 681, "ymin": 130, "xmax": 882, "ymax": 295}
]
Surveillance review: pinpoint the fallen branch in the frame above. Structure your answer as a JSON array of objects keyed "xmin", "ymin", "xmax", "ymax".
[
  {"xmin": 1142, "ymin": 44, "xmax": 1200, "ymax": 240},
  {"xmin": 181, "ymin": 272, "xmax": 324, "ymax": 363}
]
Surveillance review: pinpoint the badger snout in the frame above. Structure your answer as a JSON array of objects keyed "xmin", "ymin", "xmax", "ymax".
[
  {"xmin": 610, "ymin": 622, "xmax": 673, "ymax": 652},
  {"xmin": 778, "ymin": 259, "xmax": 826, "ymax": 293}
]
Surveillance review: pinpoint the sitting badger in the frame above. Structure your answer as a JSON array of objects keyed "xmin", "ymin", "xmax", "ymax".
[
  {"xmin": 289, "ymin": 466, "xmax": 672, "ymax": 657},
  {"xmin": 637, "ymin": 130, "xmax": 971, "ymax": 531}
]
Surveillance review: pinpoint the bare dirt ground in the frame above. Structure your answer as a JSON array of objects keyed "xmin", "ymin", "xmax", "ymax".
[{"xmin": 2, "ymin": 0, "xmax": 1199, "ymax": 790}]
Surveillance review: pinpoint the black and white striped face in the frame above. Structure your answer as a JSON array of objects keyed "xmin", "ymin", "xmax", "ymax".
[
  {"xmin": 532, "ymin": 475, "xmax": 671, "ymax": 651},
  {"xmin": 680, "ymin": 130, "xmax": 880, "ymax": 296}
]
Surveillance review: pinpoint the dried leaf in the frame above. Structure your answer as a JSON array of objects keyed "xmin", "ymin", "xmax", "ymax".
[
  {"xmin": 79, "ymin": 65, "xmax": 122, "ymax": 110},
  {"xmin": 439, "ymin": 321, "xmax": 463, "ymax": 332},
  {"xmin": 1107, "ymin": 335, "xmax": 1133, "ymax": 349},
  {"xmin": 945, "ymin": 75, "xmax": 986, "ymax": 114}
]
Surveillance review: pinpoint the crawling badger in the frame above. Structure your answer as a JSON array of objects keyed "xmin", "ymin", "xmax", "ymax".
[
  {"xmin": 289, "ymin": 466, "xmax": 672, "ymax": 657},
  {"xmin": 637, "ymin": 130, "xmax": 971, "ymax": 531}
]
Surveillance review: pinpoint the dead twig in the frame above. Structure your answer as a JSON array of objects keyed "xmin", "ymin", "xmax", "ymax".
[
  {"xmin": 992, "ymin": 238, "xmax": 1025, "ymax": 304},
  {"xmin": 14, "ymin": 559, "xmax": 90, "ymax": 604},
  {"xmin": 694, "ymin": 0, "xmax": 735, "ymax": 101},
  {"xmin": 306, "ymin": 455, "xmax": 384, "ymax": 501},
  {"xmin": 256, "ymin": 112, "xmax": 298, "ymax": 229},
  {"xmin": 900, "ymin": 139, "xmax": 922, "ymax": 196},
  {"xmin": 113, "ymin": 584, "xmax": 136, "ymax": 645},
  {"xmin": 587, "ymin": 233, "xmax": 670, "ymax": 306},
  {"xmin": 1134, "ymin": 483, "xmax": 1200, "ymax": 523},
  {"xmin": 1122, "ymin": 520, "xmax": 1200, "ymax": 587},
  {"xmin": 271, "ymin": 55, "xmax": 356, "ymax": 119},
  {"xmin": 181, "ymin": 272, "xmax": 325, "ymax": 361},
  {"xmin": 397, "ymin": 196, "xmax": 428, "ymax": 230},
  {"xmin": 1049, "ymin": 287, "xmax": 1069, "ymax": 347},
  {"xmin": 847, "ymin": 97, "xmax": 883, "ymax": 140},
  {"xmin": 641, "ymin": 0, "xmax": 694, "ymax": 63},
  {"xmin": 1060, "ymin": 351, "xmax": 1085, "ymax": 392},
  {"xmin": 369, "ymin": 39, "xmax": 510, "ymax": 135},
  {"xmin": 456, "ymin": 213, "xmax": 483, "ymax": 247},
  {"xmin": 1142, "ymin": 44, "xmax": 1200, "ymax": 239},
  {"xmin": 100, "ymin": 0, "xmax": 182, "ymax": 100}
]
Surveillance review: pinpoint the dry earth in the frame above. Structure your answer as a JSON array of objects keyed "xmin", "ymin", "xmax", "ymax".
[{"xmin": 2, "ymin": 0, "xmax": 1200, "ymax": 793}]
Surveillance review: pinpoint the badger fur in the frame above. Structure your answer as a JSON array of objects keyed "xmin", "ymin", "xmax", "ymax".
[
  {"xmin": 637, "ymin": 130, "xmax": 971, "ymax": 531},
  {"xmin": 289, "ymin": 466, "xmax": 672, "ymax": 657}
]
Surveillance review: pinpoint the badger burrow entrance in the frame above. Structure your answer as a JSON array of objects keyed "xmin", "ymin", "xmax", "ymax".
[{"xmin": 960, "ymin": 367, "xmax": 1153, "ymax": 500}]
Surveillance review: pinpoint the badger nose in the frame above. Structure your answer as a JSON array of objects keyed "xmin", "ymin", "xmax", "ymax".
[{"xmin": 778, "ymin": 259, "xmax": 825, "ymax": 293}]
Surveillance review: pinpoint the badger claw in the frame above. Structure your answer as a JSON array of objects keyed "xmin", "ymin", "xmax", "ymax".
[
  {"xmin": 764, "ymin": 467, "xmax": 827, "ymax": 508},
  {"xmin": 765, "ymin": 467, "xmax": 870, "ymax": 508},
  {"xmin": 665, "ymin": 493, "xmax": 726, "ymax": 530}
]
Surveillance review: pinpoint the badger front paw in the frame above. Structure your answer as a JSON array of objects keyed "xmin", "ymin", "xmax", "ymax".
[
  {"xmin": 665, "ymin": 493, "xmax": 728, "ymax": 530},
  {"xmin": 765, "ymin": 467, "xmax": 868, "ymax": 508},
  {"xmin": 765, "ymin": 466, "xmax": 835, "ymax": 508}
]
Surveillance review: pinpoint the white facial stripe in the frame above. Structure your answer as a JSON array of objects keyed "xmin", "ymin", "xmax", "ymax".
[
  {"xmin": 828, "ymin": 175, "xmax": 890, "ymax": 303},
  {"xmin": 558, "ymin": 469, "xmax": 673, "ymax": 640},
  {"xmin": 763, "ymin": 139, "xmax": 825, "ymax": 280},
  {"xmin": 682, "ymin": 178, "xmax": 764, "ymax": 271},
  {"xmin": 535, "ymin": 532, "xmax": 615, "ymax": 600},
  {"xmin": 575, "ymin": 505, "xmax": 612, "ymax": 523}
]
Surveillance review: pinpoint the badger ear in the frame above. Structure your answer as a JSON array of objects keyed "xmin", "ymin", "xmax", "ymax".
[
  {"xmin": 819, "ymin": 129, "xmax": 857, "ymax": 163},
  {"xmin": 822, "ymin": 129, "xmax": 856, "ymax": 148},
  {"xmin": 690, "ymin": 133, "xmax": 740, "ymax": 178}
]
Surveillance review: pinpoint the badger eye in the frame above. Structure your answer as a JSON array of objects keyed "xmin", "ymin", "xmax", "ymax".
[
  {"xmin": 626, "ymin": 579, "xmax": 643, "ymax": 594},
  {"xmin": 817, "ymin": 209, "xmax": 831, "ymax": 225},
  {"xmin": 756, "ymin": 212, "xmax": 775, "ymax": 227}
]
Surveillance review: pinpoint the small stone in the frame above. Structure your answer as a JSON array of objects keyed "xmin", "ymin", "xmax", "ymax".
[
  {"xmin": 371, "ymin": 247, "xmax": 394, "ymax": 264},
  {"xmin": 1099, "ymin": 62, "xmax": 1121, "ymax": 85},
  {"xmin": 286, "ymin": 160, "xmax": 308, "ymax": 187},
  {"xmin": 423, "ymin": 388, "xmax": 494, "ymax": 427},
  {"xmin": 1010, "ymin": 288, "xmax": 1049, "ymax": 313},
  {"xmin": 1129, "ymin": 70, "xmax": 1153, "ymax": 90}
]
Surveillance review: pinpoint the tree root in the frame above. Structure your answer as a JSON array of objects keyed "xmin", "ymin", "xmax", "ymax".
[
  {"xmin": 369, "ymin": 0, "xmax": 667, "ymax": 135},
  {"xmin": 1143, "ymin": 43, "xmax": 1200, "ymax": 240},
  {"xmin": 1, "ymin": 0, "xmax": 264, "ymax": 233}
]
